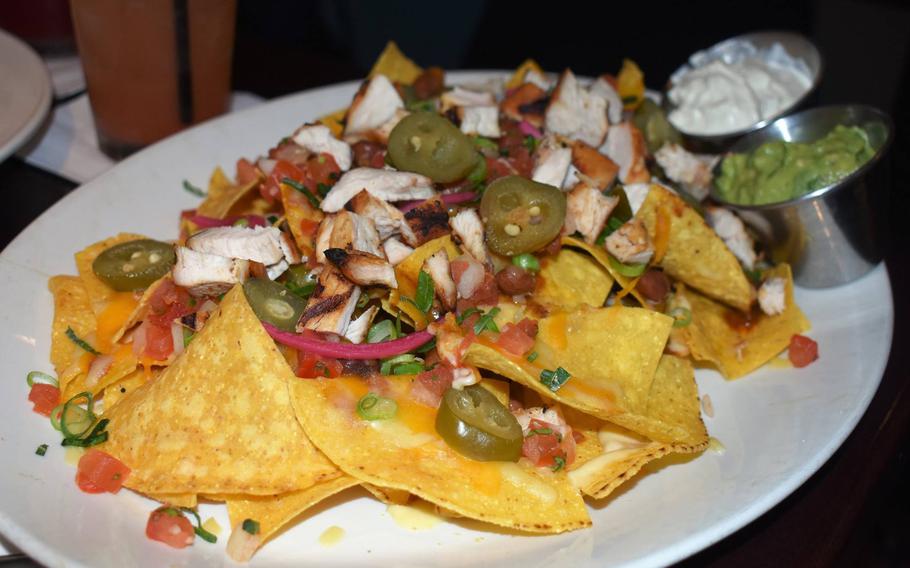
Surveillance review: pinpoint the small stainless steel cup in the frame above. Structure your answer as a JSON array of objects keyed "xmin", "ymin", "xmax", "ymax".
[{"xmin": 710, "ymin": 105, "xmax": 893, "ymax": 288}]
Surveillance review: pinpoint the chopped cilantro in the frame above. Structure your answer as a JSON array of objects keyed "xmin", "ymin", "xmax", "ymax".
[
  {"xmin": 526, "ymin": 351, "xmax": 539, "ymax": 363},
  {"xmin": 473, "ymin": 307, "xmax": 501, "ymax": 335},
  {"xmin": 414, "ymin": 270, "xmax": 434, "ymax": 313},
  {"xmin": 456, "ymin": 307, "xmax": 481, "ymax": 325},
  {"xmin": 522, "ymin": 135, "xmax": 539, "ymax": 153},
  {"xmin": 552, "ymin": 456, "xmax": 566, "ymax": 472},
  {"xmin": 182, "ymin": 179, "xmax": 206, "ymax": 197},
  {"xmin": 316, "ymin": 182, "xmax": 332, "ymax": 197},
  {"xmin": 242, "ymin": 519, "xmax": 260, "ymax": 535},
  {"xmin": 528, "ymin": 427, "xmax": 552, "ymax": 436},
  {"xmin": 539, "ymin": 367, "xmax": 571, "ymax": 392},
  {"xmin": 65, "ymin": 327, "xmax": 100, "ymax": 355},
  {"xmin": 35, "ymin": 444, "xmax": 48, "ymax": 456},
  {"xmin": 281, "ymin": 177, "xmax": 320, "ymax": 208}
]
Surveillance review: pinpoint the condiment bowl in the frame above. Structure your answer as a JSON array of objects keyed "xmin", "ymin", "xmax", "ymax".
[
  {"xmin": 709, "ymin": 105, "xmax": 893, "ymax": 288},
  {"xmin": 666, "ymin": 30, "xmax": 823, "ymax": 152}
]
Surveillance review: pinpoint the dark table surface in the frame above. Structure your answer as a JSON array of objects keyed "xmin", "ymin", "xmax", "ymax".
[{"xmin": 2, "ymin": 0, "xmax": 909, "ymax": 565}]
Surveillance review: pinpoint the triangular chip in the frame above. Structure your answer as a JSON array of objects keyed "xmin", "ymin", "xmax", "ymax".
[
  {"xmin": 674, "ymin": 264, "xmax": 810, "ymax": 379},
  {"xmin": 368, "ymin": 41, "xmax": 422, "ymax": 84},
  {"xmin": 75, "ymin": 233, "xmax": 146, "ymax": 316},
  {"xmin": 225, "ymin": 475, "xmax": 360, "ymax": 547},
  {"xmin": 196, "ymin": 167, "xmax": 262, "ymax": 219},
  {"xmin": 48, "ymin": 275, "xmax": 96, "ymax": 377},
  {"xmin": 290, "ymin": 376, "xmax": 591, "ymax": 533},
  {"xmin": 63, "ymin": 344, "xmax": 138, "ymax": 400},
  {"xmin": 318, "ymin": 108, "xmax": 347, "ymax": 139},
  {"xmin": 562, "ymin": 236, "xmax": 648, "ymax": 307},
  {"xmin": 636, "ymin": 184, "xmax": 755, "ymax": 311},
  {"xmin": 279, "ymin": 183, "xmax": 324, "ymax": 261},
  {"xmin": 536, "ymin": 247, "xmax": 613, "ymax": 311},
  {"xmin": 102, "ymin": 286, "xmax": 341, "ymax": 495},
  {"xmin": 103, "ymin": 367, "xmax": 156, "ymax": 410},
  {"xmin": 145, "ymin": 493, "xmax": 198, "ymax": 508},
  {"xmin": 506, "ymin": 59, "xmax": 546, "ymax": 90}
]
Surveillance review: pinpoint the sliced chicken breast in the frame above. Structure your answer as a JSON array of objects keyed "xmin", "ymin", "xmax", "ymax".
[
  {"xmin": 449, "ymin": 208, "xmax": 488, "ymax": 264},
  {"xmin": 343, "ymin": 74, "xmax": 404, "ymax": 137},
  {"xmin": 187, "ymin": 226, "xmax": 300, "ymax": 268},
  {"xmin": 654, "ymin": 143, "xmax": 716, "ymax": 201},
  {"xmin": 589, "ymin": 75, "xmax": 624, "ymax": 125},
  {"xmin": 602, "ymin": 122, "xmax": 650, "ymax": 184},
  {"xmin": 545, "ymin": 69, "xmax": 609, "ymax": 147},
  {"xmin": 758, "ymin": 277, "xmax": 786, "ymax": 316},
  {"xmin": 314, "ymin": 214, "xmax": 336, "ymax": 264},
  {"xmin": 297, "ymin": 264, "xmax": 361, "ymax": 336},
  {"xmin": 458, "ymin": 106, "xmax": 500, "ymax": 138},
  {"xmin": 383, "ymin": 237, "xmax": 414, "ymax": 266},
  {"xmin": 324, "ymin": 248, "xmax": 398, "ymax": 288},
  {"xmin": 564, "ymin": 184, "xmax": 619, "ymax": 244},
  {"xmin": 173, "ymin": 247, "xmax": 249, "ymax": 297},
  {"xmin": 349, "ymin": 189, "xmax": 405, "ymax": 241},
  {"xmin": 440, "ymin": 86, "xmax": 496, "ymax": 112},
  {"xmin": 706, "ymin": 206, "xmax": 757, "ymax": 270},
  {"xmin": 424, "ymin": 249, "xmax": 457, "ymax": 311},
  {"xmin": 605, "ymin": 218, "xmax": 654, "ymax": 265},
  {"xmin": 500, "ymin": 82, "xmax": 548, "ymax": 127},
  {"xmin": 399, "ymin": 197, "xmax": 451, "ymax": 247},
  {"xmin": 571, "ymin": 141, "xmax": 620, "ymax": 190},
  {"xmin": 320, "ymin": 167, "xmax": 436, "ymax": 212},
  {"xmin": 531, "ymin": 136, "xmax": 573, "ymax": 188},
  {"xmin": 330, "ymin": 210, "xmax": 383, "ymax": 258},
  {"xmin": 292, "ymin": 123, "xmax": 353, "ymax": 171},
  {"xmin": 344, "ymin": 305, "xmax": 379, "ymax": 344}
]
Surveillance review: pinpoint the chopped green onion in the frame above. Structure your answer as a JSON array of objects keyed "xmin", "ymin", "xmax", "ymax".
[
  {"xmin": 540, "ymin": 367, "xmax": 571, "ymax": 392},
  {"xmin": 607, "ymin": 255, "xmax": 647, "ymax": 278},
  {"xmin": 316, "ymin": 182, "xmax": 332, "ymax": 197},
  {"xmin": 182, "ymin": 180, "xmax": 206, "ymax": 197},
  {"xmin": 552, "ymin": 456, "xmax": 566, "ymax": 472},
  {"xmin": 232, "ymin": 218, "xmax": 249, "ymax": 228},
  {"xmin": 456, "ymin": 307, "xmax": 481, "ymax": 325},
  {"xmin": 182, "ymin": 508, "xmax": 218, "ymax": 544},
  {"xmin": 183, "ymin": 328, "xmax": 195, "ymax": 348},
  {"xmin": 49, "ymin": 403, "xmax": 64, "ymax": 431},
  {"xmin": 526, "ymin": 351, "xmax": 539, "ymax": 363},
  {"xmin": 744, "ymin": 268, "xmax": 763, "ymax": 285},
  {"xmin": 241, "ymin": 519, "xmax": 260, "ymax": 535},
  {"xmin": 669, "ymin": 307, "xmax": 692, "ymax": 328},
  {"xmin": 595, "ymin": 216, "xmax": 626, "ymax": 246},
  {"xmin": 367, "ymin": 320, "xmax": 398, "ymax": 344},
  {"xmin": 394, "ymin": 310, "xmax": 402, "ymax": 336},
  {"xmin": 60, "ymin": 392, "xmax": 96, "ymax": 439},
  {"xmin": 35, "ymin": 444, "xmax": 48, "ymax": 456},
  {"xmin": 511, "ymin": 254, "xmax": 540, "ymax": 273},
  {"xmin": 522, "ymin": 135, "xmax": 539, "ymax": 153},
  {"xmin": 528, "ymin": 427, "xmax": 553, "ymax": 436},
  {"xmin": 414, "ymin": 270, "xmax": 434, "ymax": 313},
  {"xmin": 26, "ymin": 371, "xmax": 58, "ymax": 388},
  {"xmin": 414, "ymin": 337, "xmax": 437, "ymax": 354},
  {"xmin": 65, "ymin": 327, "xmax": 100, "ymax": 355},
  {"xmin": 473, "ymin": 307, "xmax": 501, "ymax": 335},
  {"xmin": 281, "ymin": 177, "xmax": 321, "ymax": 208},
  {"xmin": 473, "ymin": 137, "xmax": 498, "ymax": 150},
  {"xmin": 356, "ymin": 393, "xmax": 398, "ymax": 421},
  {"xmin": 380, "ymin": 354, "xmax": 423, "ymax": 375},
  {"xmin": 61, "ymin": 418, "xmax": 109, "ymax": 447}
]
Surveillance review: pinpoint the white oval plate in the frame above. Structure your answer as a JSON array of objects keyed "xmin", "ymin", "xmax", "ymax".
[
  {"xmin": 0, "ymin": 72, "xmax": 893, "ymax": 568},
  {"xmin": 0, "ymin": 28, "xmax": 51, "ymax": 164}
]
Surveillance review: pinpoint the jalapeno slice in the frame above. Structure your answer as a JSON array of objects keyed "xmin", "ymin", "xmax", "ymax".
[
  {"xmin": 387, "ymin": 112, "xmax": 478, "ymax": 183},
  {"xmin": 479, "ymin": 175, "xmax": 566, "ymax": 256},
  {"xmin": 435, "ymin": 384, "xmax": 523, "ymax": 462},
  {"xmin": 243, "ymin": 278, "xmax": 307, "ymax": 332},
  {"xmin": 91, "ymin": 239, "xmax": 176, "ymax": 291}
]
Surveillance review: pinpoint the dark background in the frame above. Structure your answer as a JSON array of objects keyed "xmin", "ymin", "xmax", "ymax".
[{"xmin": 2, "ymin": 0, "xmax": 909, "ymax": 566}]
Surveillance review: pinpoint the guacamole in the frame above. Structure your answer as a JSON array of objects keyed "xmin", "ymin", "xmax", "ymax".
[{"xmin": 715, "ymin": 125, "xmax": 875, "ymax": 205}]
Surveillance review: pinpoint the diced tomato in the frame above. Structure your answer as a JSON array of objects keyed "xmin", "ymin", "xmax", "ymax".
[
  {"xmin": 455, "ymin": 271, "xmax": 500, "ymax": 311},
  {"xmin": 146, "ymin": 507, "xmax": 195, "ymax": 549},
  {"xmin": 497, "ymin": 120, "xmax": 535, "ymax": 177},
  {"xmin": 269, "ymin": 139, "xmax": 310, "ymax": 166},
  {"xmin": 306, "ymin": 153, "xmax": 341, "ymax": 189},
  {"xmin": 143, "ymin": 321, "xmax": 174, "ymax": 361},
  {"xmin": 521, "ymin": 419, "xmax": 576, "ymax": 469},
  {"xmin": 147, "ymin": 280, "xmax": 194, "ymax": 327},
  {"xmin": 410, "ymin": 365, "xmax": 455, "ymax": 407},
  {"xmin": 236, "ymin": 158, "xmax": 259, "ymax": 185},
  {"xmin": 789, "ymin": 334, "xmax": 819, "ymax": 368},
  {"xmin": 496, "ymin": 318, "xmax": 538, "ymax": 356},
  {"xmin": 485, "ymin": 156, "xmax": 517, "ymax": 182},
  {"xmin": 261, "ymin": 159, "xmax": 308, "ymax": 203},
  {"xmin": 28, "ymin": 383, "xmax": 60, "ymax": 416},
  {"xmin": 297, "ymin": 350, "xmax": 343, "ymax": 378},
  {"xmin": 76, "ymin": 449, "xmax": 131, "ymax": 494},
  {"xmin": 299, "ymin": 218, "xmax": 320, "ymax": 240}
]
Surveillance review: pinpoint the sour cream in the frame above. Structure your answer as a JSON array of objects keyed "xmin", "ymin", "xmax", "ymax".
[{"xmin": 668, "ymin": 42, "xmax": 812, "ymax": 135}]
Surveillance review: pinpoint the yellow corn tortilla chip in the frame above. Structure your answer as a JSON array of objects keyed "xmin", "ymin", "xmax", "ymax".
[
  {"xmin": 48, "ymin": 276, "xmax": 96, "ymax": 377},
  {"xmin": 368, "ymin": 41, "xmax": 423, "ymax": 84},
  {"xmin": 195, "ymin": 167, "xmax": 262, "ymax": 220},
  {"xmin": 636, "ymin": 184, "xmax": 755, "ymax": 312},
  {"xmin": 290, "ymin": 376, "xmax": 591, "ymax": 533},
  {"xmin": 362, "ymin": 483, "xmax": 411, "ymax": 506},
  {"xmin": 75, "ymin": 233, "xmax": 147, "ymax": 316},
  {"xmin": 279, "ymin": 183, "xmax": 324, "ymax": 261},
  {"xmin": 225, "ymin": 475, "xmax": 360, "ymax": 547},
  {"xmin": 62, "ymin": 345, "xmax": 138, "ymax": 400},
  {"xmin": 562, "ymin": 236, "xmax": 648, "ymax": 307},
  {"xmin": 506, "ymin": 59, "xmax": 545, "ymax": 90},
  {"xmin": 318, "ymin": 108, "xmax": 347, "ymax": 139},
  {"xmin": 675, "ymin": 264, "xmax": 810, "ymax": 379},
  {"xmin": 102, "ymin": 367, "xmax": 155, "ymax": 410},
  {"xmin": 102, "ymin": 285, "xmax": 341, "ymax": 495},
  {"xmin": 145, "ymin": 493, "xmax": 198, "ymax": 508},
  {"xmin": 463, "ymin": 306, "xmax": 704, "ymax": 445},
  {"xmin": 536, "ymin": 247, "xmax": 613, "ymax": 311},
  {"xmin": 390, "ymin": 235, "xmax": 462, "ymax": 328}
]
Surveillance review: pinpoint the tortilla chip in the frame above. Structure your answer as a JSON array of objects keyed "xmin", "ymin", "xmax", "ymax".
[
  {"xmin": 145, "ymin": 493, "xmax": 198, "ymax": 508},
  {"xmin": 676, "ymin": 264, "xmax": 810, "ymax": 379},
  {"xmin": 63, "ymin": 345, "xmax": 139, "ymax": 400},
  {"xmin": 562, "ymin": 236, "xmax": 648, "ymax": 307},
  {"xmin": 102, "ymin": 367, "xmax": 154, "ymax": 410},
  {"xmin": 536, "ymin": 247, "xmax": 613, "ymax": 311},
  {"xmin": 225, "ymin": 475, "xmax": 360, "ymax": 547},
  {"xmin": 464, "ymin": 306, "xmax": 704, "ymax": 445},
  {"xmin": 195, "ymin": 167, "xmax": 262, "ymax": 220},
  {"xmin": 368, "ymin": 41, "xmax": 423, "ymax": 85},
  {"xmin": 290, "ymin": 376, "xmax": 591, "ymax": 533},
  {"xmin": 506, "ymin": 59, "xmax": 545, "ymax": 90},
  {"xmin": 75, "ymin": 233, "xmax": 147, "ymax": 316},
  {"xmin": 636, "ymin": 184, "xmax": 755, "ymax": 312},
  {"xmin": 362, "ymin": 484, "xmax": 411, "ymax": 506},
  {"xmin": 390, "ymin": 235, "xmax": 462, "ymax": 329},
  {"xmin": 318, "ymin": 108, "xmax": 347, "ymax": 139},
  {"xmin": 102, "ymin": 286, "xmax": 341, "ymax": 495},
  {"xmin": 48, "ymin": 276, "xmax": 96, "ymax": 376},
  {"xmin": 279, "ymin": 183, "xmax": 324, "ymax": 261}
]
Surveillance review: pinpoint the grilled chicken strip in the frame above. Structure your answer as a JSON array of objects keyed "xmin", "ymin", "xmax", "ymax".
[
  {"xmin": 349, "ymin": 190, "xmax": 405, "ymax": 241},
  {"xmin": 320, "ymin": 167, "xmax": 436, "ymax": 213},
  {"xmin": 424, "ymin": 249, "xmax": 457, "ymax": 310},
  {"xmin": 605, "ymin": 218, "xmax": 654, "ymax": 265},
  {"xmin": 324, "ymin": 248, "xmax": 398, "ymax": 288},
  {"xmin": 531, "ymin": 135, "xmax": 572, "ymax": 188},
  {"xmin": 314, "ymin": 214, "xmax": 336, "ymax": 264},
  {"xmin": 564, "ymin": 185, "xmax": 619, "ymax": 244},
  {"xmin": 344, "ymin": 305, "xmax": 379, "ymax": 344},
  {"xmin": 602, "ymin": 122, "xmax": 650, "ymax": 184},
  {"xmin": 500, "ymin": 82, "xmax": 548, "ymax": 127},
  {"xmin": 297, "ymin": 264, "xmax": 361, "ymax": 335},
  {"xmin": 545, "ymin": 69, "xmax": 609, "ymax": 147},
  {"xmin": 589, "ymin": 75, "xmax": 624, "ymax": 125},
  {"xmin": 706, "ymin": 206, "xmax": 756, "ymax": 270},
  {"xmin": 172, "ymin": 247, "xmax": 249, "ymax": 297},
  {"xmin": 571, "ymin": 141, "xmax": 620, "ymax": 190},
  {"xmin": 330, "ymin": 210, "xmax": 383, "ymax": 258},
  {"xmin": 292, "ymin": 123, "xmax": 353, "ymax": 171},
  {"xmin": 449, "ymin": 208, "xmax": 489, "ymax": 264},
  {"xmin": 343, "ymin": 74, "xmax": 404, "ymax": 139},
  {"xmin": 400, "ymin": 197, "xmax": 451, "ymax": 247},
  {"xmin": 383, "ymin": 237, "xmax": 414, "ymax": 266}
]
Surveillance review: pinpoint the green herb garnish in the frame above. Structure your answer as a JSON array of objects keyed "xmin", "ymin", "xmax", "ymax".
[
  {"xmin": 367, "ymin": 319, "xmax": 398, "ymax": 344},
  {"xmin": 526, "ymin": 351, "xmax": 539, "ymax": 363},
  {"xmin": 456, "ymin": 307, "xmax": 481, "ymax": 325},
  {"xmin": 65, "ymin": 327, "xmax": 100, "ymax": 355},
  {"xmin": 281, "ymin": 177, "xmax": 321, "ymax": 208},
  {"xmin": 242, "ymin": 519, "xmax": 260, "ymax": 535},
  {"xmin": 182, "ymin": 179, "xmax": 206, "ymax": 197},
  {"xmin": 552, "ymin": 456, "xmax": 566, "ymax": 472},
  {"xmin": 540, "ymin": 367, "xmax": 571, "ymax": 392},
  {"xmin": 380, "ymin": 354, "xmax": 424, "ymax": 375},
  {"xmin": 35, "ymin": 444, "xmax": 48, "ymax": 456},
  {"xmin": 528, "ymin": 427, "xmax": 553, "ymax": 436},
  {"xmin": 473, "ymin": 307, "xmax": 501, "ymax": 335},
  {"xmin": 669, "ymin": 307, "xmax": 692, "ymax": 328},
  {"xmin": 414, "ymin": 270, "xmax": 434, "ymax": 313},
  {"xmin": 356, "ymin": 393, "xmax": 398, "ymax": 421},
  {"xmin": 27, "ymin": 371, "xmax": 58, "ymax": 388},
  {"xmin": 414, "ymin": 337, "xmax": 437, "ymax": 354},
  {"xmin": 182, "ymin": 508, "xmax": 218, "ymax": 544},
  {"xmin": 595, "ymin": 216, "xmax": 625, "ymax": 246},
  {"xmin": 522, "ymin": 135, "xmax": 539, "ymax": 153},
  {"xmin": 473, "ymin": 137, "xmax": 498, "ymax": 151},
  {"xmin": 511, "ymin": 253, "xmax": 540, "ymax": 273},
  {"xmin": 316, "ymin": 182, "xmax": 332, "ymax": 197}
]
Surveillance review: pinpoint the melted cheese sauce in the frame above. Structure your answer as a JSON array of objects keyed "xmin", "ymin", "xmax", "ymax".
[
  {"xmin": 387, "ymin": 502, "xmax": 442, "ymax": 530},
  {"xmin": 318, "ymin": 525, "xmax": 345, "ymax": 546}
]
